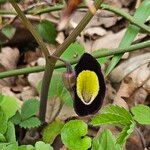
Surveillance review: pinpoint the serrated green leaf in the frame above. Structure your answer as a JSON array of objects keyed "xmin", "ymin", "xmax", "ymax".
[
  {"xmin": 43, "ymin": 119, "xmax": 64, "ymax": 144},
  {"xmin": 35, "ymin": 141, "xmax": 53, "ymax": 150},
  {"xmin": 92, "ymin": 129, "xmax": 121, "ymax": 150},
  {"xmin": 61, "ymin": 120, "xmax": 91, "ymax": 150},
  {"xmin": 2, "ymin": 25, "xmax": 16, "ymax": 39},
  {"xmin": 91, "ymin": 105, "xmax": 133, "ymax": 126},
  {"xmin": 37, "ymin": 20, "xmax": 57, "ymax": 44},
  {"xmin": 18, "ymin": 145, "xmax": 34, "ymax": 150},
  {"xmin": 101, "ymin": 105, "xmax": 133, "ymax": 123},
  {"xmin": 21, "ymin": 98, "xmax": 40, "ymax": 120},
  {"xmin": 0, "ymin": 95, "xmax": 19, "ymax": 119},
  {"xmin": 20, "ymin": 117, "xmax": 41, "ymax": 129},
  {"xmin": 116, "ymin": 122, "xmax": 135, "ymax": 145},
  {"xmin": 91, "ymin": 113, "xmax": 129, "ymax": 126},
  {"xmin": 0, "ymin": 107, "xmax": 8, "ymax": 134},
  {"xmin": 131, "ymin": 104, "xmax": 150, "ymax": 125},
  {"xmin": 0, "ymin": 133, "xmax": 6, "ymax": 142},
  {"xmin": 10, "ymin": 111, "xmax": 22, "ymax": 125},
  {"xmin": 5, "ymin": 122, "xmax": 16, "ymax": 143},
  {"xmin": 105, "ymin": 0, "xmax": 150, "ymax": 75}
]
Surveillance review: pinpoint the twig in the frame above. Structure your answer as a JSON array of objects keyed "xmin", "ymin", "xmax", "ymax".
[
  {"xmin": 135, "ymin": 127, "xmax": 146, "ymax": 149},
  {"xmin": 0, "ymin": 39, "xmax": 149, "ymax": 79},
  {"xmin": 9, "ymin": 0, "xmax": 52, "ymax": 124}
]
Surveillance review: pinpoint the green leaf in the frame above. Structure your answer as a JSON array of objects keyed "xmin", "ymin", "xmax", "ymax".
[
  {"xmin": 116, "ymin": 122, "xmax": 135, "ymax": 145},
  {"xmin": 2, "ymin": 25, "xmax": 16, "ymax": 39},
  {"xmin": 21, "ymin": 98, "xmax": 40, "ymax": 120},
  {"xmin": 91, "ymin": 105, "xmax": 133, "ymax": 126},
  {"xmin": 5, "ymin": 122, "xmax": 16, "ymax": 143},
  {"xmin": 2, "ymin": 142, "xmax": 18, "ymax": 150},
  {"xmin": 0, "ymin": 133, "xmax": 6, "ymax": 142},
  {"xmin": 35, "ymin": 141, "xmax": 53, "ymax": 150},
  {"xmin": 0, "ymin": 0, "xmax": 7, "ymax": 4},
  {"xmin": 18, "ymin": 145, "xmax": 34, "ymax": 150},
  {"xmin": 38, "ymin": 72, "xmax": 73, "ymax": 106},
  {"xmin": 0, "ymin": 95, "xmax": 19, "ymax": 119},
  {"xmin": 43, "ymin": 119, "xmax": 64, "ymax": 144},
  {"xmin": 131, "ymin": 104, "xmax": 150, "ymax": 125},
  {"xmin": 37, "ymin": 20, "xmax": 57, "ymax": 44},
  {"xmin": 92, "ymin": 129, "xmax": 121, "ymax": 150},
  {"xmin": 91, "ymin": 50, "xmax": 108, "ymax": 65},
  {"xmin": 10, "ymin": 111, "xmax": 22, "ymax": 125},
  {"xmin": 0, "ymin": 107, "xmax": 8, "ymax": 134},
  {"xmin": 61, "ymin": 42, "xmax": 84, "ymax": 61},
  {"xmin": 105, "ymin": 0, "xmax": 150, "ymax": 75},
  {"xmin": 61, "ymin": 120, "xmax": 91, "ymax": 150},
  {"xmin": 20, "ymin": 117, "xmax": 41, "ymax": 129}
]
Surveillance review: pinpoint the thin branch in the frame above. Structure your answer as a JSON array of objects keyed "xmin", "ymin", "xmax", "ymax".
[
  {"xmin": 0, "ymin": 39, "xmax": 149, "ymax": 79},
  {"xmin": 9, "ymin": 0, "xmax": 53, "ymax": 123},
  {"xmin": 8, "ymin": 0, "xmax": 50, "ymax": 58},
  {"xmin": 101, "ymin": 3, "xmax": 150, "ymax": 33}
]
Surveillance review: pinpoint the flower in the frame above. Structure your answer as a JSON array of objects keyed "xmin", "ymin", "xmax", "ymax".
[{"xmin": 73, "ymin": 53, "xmax": 106, "ymax": 116}]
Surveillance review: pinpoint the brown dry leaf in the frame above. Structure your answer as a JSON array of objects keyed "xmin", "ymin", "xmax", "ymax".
[
  {"xmin": 46, "ymin": 97, "xmax": 61, "ymax": 122},
  {"xmin": 110, "ymin": 53, "xmax": 150, "ymax": 83},
  {"xmin": 24, "ymin": 49, "xmax": 42, "ymax": 64},
  {"xmin": 57, "ymin": 105, "xmax": 77, "ymax": 121},
  {"xmin": 92, "ymin": 29, "xmax": 126, "ymax": 50},
  {"xmin": 18, "ymin": 86, "xmax": 37, "ymax": 101},
  {"xmin": 83, "ymin": 27, "xmax": 107, "ymax": 38},
  {"xmin": 0, "ymin": 47, "xmax": 19, "ymax": 70},
  {"xmin": 113, "ymin": 63, "xmax": 150, "ymax": 108},
  {"xmin": 0, "ymin": 86, "xmax": 23, "ymax": 106},
  {"xmin": 28, "ymin": 72, "xmax": 44, "ymax": 88}
]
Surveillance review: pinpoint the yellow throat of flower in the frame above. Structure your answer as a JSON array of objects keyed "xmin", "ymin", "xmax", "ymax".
[{"xmin": 76, "ymin": 70, "xmax": 99, "ymax": 105}]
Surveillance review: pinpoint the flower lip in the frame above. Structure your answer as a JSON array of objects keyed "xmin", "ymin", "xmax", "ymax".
[
  {"xmin": 76, "ymin": 70, "xmax": 100, "ymax": 105},
  {"xmin": 73, "ymin": 53, "xmax": 106, "ymax": 116}
]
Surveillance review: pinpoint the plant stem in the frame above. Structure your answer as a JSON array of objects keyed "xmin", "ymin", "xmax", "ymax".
[
  {"xmin": 101, "ymin": 4, "xmax": 150, "ymax": 33},
  {"xmin": 9, "ymin": 0, "xmax": 50, "ymax": 57},
  {"xmin": 9, "ymin": 0, "xmax": 53, "ymax": 123},
  {"xmin": 8, "ymin": 0, "xmax": 104, "ymax": 122},
  {"xmin": 0, "ymin": 39, "xmax": 149, "ymax": 79}
]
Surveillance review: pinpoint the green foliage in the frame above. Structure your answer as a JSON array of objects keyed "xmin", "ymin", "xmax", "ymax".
[
  {"xmin": 0, "ymin": 107, "xmax": 8, "ymax": 135},
  {"xmin": 5, "ymin": 122, "xmax": 16, "ymax": 143},
  {"xmin": 1, "ymin": 25, "xmax": 16, "ymax": 40},
  {"xmin": 0, "ymin": 0, "xmax": 7, "ymax": 4},
  {"xmin": 91, "ymin": 105, "xmax": 135, "ymax": 146},
  {"xmin": 11, "ymin": 98, "xmax": 41, "ymax": 129},
  {"xmin": 38, "ymin": 71, "xmax": 73, "ymax": 106},
  {"xmin": 21, "ymin": 98, "xmax": 40, "ymax": 120},
  {"xmin": 92, "ymin": 129, "xmax": 121, "ymax": 150},
  {"xmin": 116, "ymin": 123, "xmax": 135, "ymax": 145},
  {"xmin": 61, "ymin": 42, "xmax": 84, "ymax": 61},
  {"xmin": 0, "ymin": 94, "xmax": 19, "ymax": 119},
  {"xmin": 61, "ymin": 120, "xmax": 91, "ymax": 150},
  {"xmin": 37, "ymin": 20, "xmax": 57, "ymax": 44},
  {"xmin": 43, "ymin": 119, "xmax": 64, "ymax": 144},
  {"xmin": 91, "ymin": 105, "xmax": 133, "ymax": 126},
  {"xmin": 105, "ymin": 0, "xmax": 150, "ymax": 75},
  {"xmin": 19, "ymin": 117, "xmax": 41, "ymax": 129},
  {"xmin": 35, "ymin": 141, "xmax": 53, "ymax": 150},
  {"xmin": 18, "ymin": 145, "xmax": 34, "ymax": 150},
  {"xmin": 91, "ymin": 51, "xmax": 108, "ymax": 64},
  {"xmin": 131, "ymin": 104, "xmax": 150, "ymax": 125}
]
